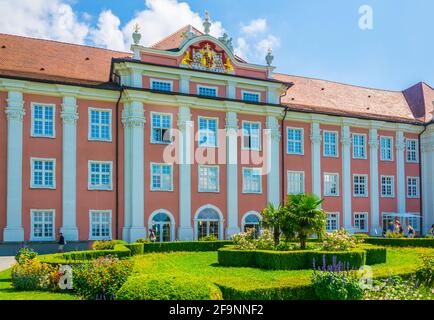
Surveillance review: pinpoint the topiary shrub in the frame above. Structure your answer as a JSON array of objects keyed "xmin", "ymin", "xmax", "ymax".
[
  {"xmin": 359, "ymin": 245, "xmax": 387, "ymax": 265},
  {"xmin": 124, "ymin": 243, "xmax": 144, "ymax": 256},
  {"xmin": 92, "ymin": 240, "xmax": 128, "ymax": 250},
  {"xmin": 143, "ymin": 241, "xmax": 232, "ymax": 253},
  {"xmin": 364, "ymin": 238, "xmax": 434, "ymax": 248},
  {"xmin": 135, "ymin": 238, "xmax": 149, "ymax": 244},
  {"xmin": 352, "ymin": 233, "xmax": 369, "ymax": 243},
  {"xmin": 199, "ymin": 235, "xmax": 219, "ymax": 242},
  {"xmin": 73, "ymin": 256, "xmax": 133, "ymax": 300},
  {"xmin": 116, "ymin": 275, "xmax": 223, "ymax": 300}
]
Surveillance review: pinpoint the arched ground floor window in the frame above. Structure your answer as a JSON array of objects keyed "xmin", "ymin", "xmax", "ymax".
[
  {"xmin": 241, "ymin": 211, "xmax": 262, "ymax": 238},
  {"xmin": 194, "ymin": 205, "xmax": 224, "ymax": 240},
  {"xmin": 148, "ymin": 210, "xmax": 175, "ymax": 242}
]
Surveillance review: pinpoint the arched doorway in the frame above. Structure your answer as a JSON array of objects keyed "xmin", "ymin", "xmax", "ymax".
[
  {"xmin": 148, "ymin": 210, "xmax": 175, "ymax": 242},
  {"xmin": 241, "ymin": 211, "xmax": 262, "ymax": 238},
  {"xmin": 194, "ymin": 205, "xmax": 223, "ymax": 240}
]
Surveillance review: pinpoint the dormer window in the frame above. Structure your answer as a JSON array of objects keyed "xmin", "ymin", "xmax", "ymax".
[{"xmin": 150, "ymin": 79, "xmax": 173, "ymax": 92}]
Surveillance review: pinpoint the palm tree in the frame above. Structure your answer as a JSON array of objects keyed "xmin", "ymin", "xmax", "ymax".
[
  {"xmin": 261, "ymin": 203, "xmax": 284, "ymax": 246},
  {"xmin": 283, "ymin": 193, "xmax": 326, "ymax": 250}
]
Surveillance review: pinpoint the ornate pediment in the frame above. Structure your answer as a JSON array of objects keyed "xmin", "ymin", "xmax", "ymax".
[{"xmin": 180, "ymin": 41, "xmax": 234, "ymax": 74}]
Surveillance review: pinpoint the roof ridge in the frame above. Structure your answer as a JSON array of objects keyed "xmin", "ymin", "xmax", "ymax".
[
  {"xmin": 274, "ymin": 72, "xmax": 403, "ymax": 93},
  {"xmin": 0, "ymin": 32, "xmax": 131, "ymax": 55},
  {"xmin": 150, "ymin": 25, "xmax": 203, "ymax": 49}
]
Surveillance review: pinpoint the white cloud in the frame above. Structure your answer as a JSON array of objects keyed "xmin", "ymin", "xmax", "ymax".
[
  {"xmin": 240, "ymin": 18, "xmax": 267, "ymax": 35},
  {"xmin": 122, "ymin": 0, "xmax": 224, "ymax": 48},
  {"xmin": 235, "ymin": 37, "xmax": 249, "ymax": 59},
  {"xmin": 256, "ymin": 35, "xmax": 280, "ymax": 57},
  {"xmin": 0, "ymin": 0, "xmax": 89, "ymax": 44},
  {"xmin": 90, "ymin": 10, "xmax": 125, "ymax": 51}
]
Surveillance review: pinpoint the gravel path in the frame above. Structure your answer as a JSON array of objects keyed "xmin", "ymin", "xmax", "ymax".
[{"xmin": 0, "ymin": 256, "xmax": 15, "ymax": 271}]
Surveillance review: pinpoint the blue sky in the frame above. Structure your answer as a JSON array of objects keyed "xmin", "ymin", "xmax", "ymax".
[{"xmin": 1, "ymin": 0, "xmax": 433, "ymax": 91}]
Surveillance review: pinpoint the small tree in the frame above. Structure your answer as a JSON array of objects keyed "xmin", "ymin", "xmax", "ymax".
[
  {"xmin": 283, "ymin": 193, "xmax": 326, "ymax": 250},
  {"xmin": 261, "ymin": 203, "xmax": 284, "ymax": 246}
]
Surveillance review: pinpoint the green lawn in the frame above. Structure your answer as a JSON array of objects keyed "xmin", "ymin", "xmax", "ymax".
[
  {"xmin": 0, "ymin": 269, "xmax": 77, "ymax": 300},
  {"xmin": 131, "ymin": 247, "xmax": 434, "ymax": 292}
]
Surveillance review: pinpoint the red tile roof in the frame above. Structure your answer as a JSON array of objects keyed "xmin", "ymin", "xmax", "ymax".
[
  {"xmin": 0, "ymin": 33, "xmax": 131, "ymax": 85},
  {"xmin": 151, "ymin": 25, "xmax": 203, "ymax": 51},
  {"xmin": 274, "ymin": 73, "xmax": 434, "ymax": 123},
  {"xmin": 0, "ymin": 32, "xmax": 433, "ymax": 124}
]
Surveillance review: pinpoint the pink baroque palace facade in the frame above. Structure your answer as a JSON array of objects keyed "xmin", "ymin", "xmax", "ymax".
[{"xmin": 1, "ymin": 17, "xmax": 434, "ymax": 244}]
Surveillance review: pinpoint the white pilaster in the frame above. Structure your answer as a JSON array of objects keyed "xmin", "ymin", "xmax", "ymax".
[
  {"xmin": 3, "ymin": 91, "xmax": 25, "ymax": 242},
  {"xmin": 267, "ymin": 88, "xmax": 278, "ymax": 104},
  {"xmin": 225, "ymin": 111, "xmax": 239, "ymax": 238},
  {"xmin": 421, "ymin": 131, "xmax": 434, "ymax": 235},
  {"xmin": 226, "ymin": 81, "xmax": 236, "ymax": 100},
  {"xmin": 60, "ymin": 96, "xmax": 79, "ymax": 241},
  {"xmin": 310, "ymin": 122, "xmax": 321, "ymax": 198},
  {"xmin": 266, "ymin": 116, "xmax": 280, "ymax": 206},
  {"xmin": 122, "ymin": 101, "xmax": 146, "ymax": 242},
  {"xmin": 130, "ymin": 70, "xmax": 143, "ymax": 88},
  {"xmin": 369, "ymin": 128, "xmax": 381, "ymax": 235},
  {"xmin": 396, "ymin": 131, "xmax": 406, "ymax": 215},
  {"xmin": 178, "ymin": 105, "xmax": 194, "ymax": 240},
  {"xmin": 341, "ymin": 125, "xmax": 352, "ymax": 230},
  {"xmin": 180, "ymin": 75, "xmax": 190, "ymax": 94}
]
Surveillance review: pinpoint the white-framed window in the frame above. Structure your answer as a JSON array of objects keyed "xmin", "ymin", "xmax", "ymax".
[
  {"xmin": 30, "ymin": 209, "xmax": 55, "ymax": 241},
  {"xmin": 31, "ymin": 158, "xmax": 56, "ymax": 189},
  {"xmin": 150, "ymin": 79, "xmax": 173, "ymax": 92},
  {"xmin": 324, "ymin": 173, "xmax": 339, "ymax": 196},
  {"xmin": 406, "ymin": 139, "xmax": 418, "ymax": 163},
  {"xmin": 242, "ymin": 168, "xmax": 262, "ymax": 194},
  {"xmin": 287, "ymin": 171, "xmax": 304, "ymax": 195},
  {"xmin": 353, "ymin": 174, "xmax": 368, "ymax": 197},
  {"xmin": 326, "ymin": 213, "xmax": 340, "ymax": 232},
  {"xmin": 31, "ymin": 103, "xmax": 55, "ymax": 138},
  {"xmin": 242, "ymin": 121, "xmax": 261, "ymax": 150},
  {"xmin": 323, "ymin": 130, "xmax": 338, "ymax": 157},
  {"xmin": 408, "ymin": 215, "xmax": 421, "ymax": 232},
  {"xmin": 88, "ymin": 108, "xmax": 112, "ymax": 142},
  {"xmin": 198, "ymin": 116, "xmax": 218, "ymax": 147},
  {"xmin": 89, "ymin": 210, "xmax": 112, "ymax": 240},
  {"xmin": 151, "ymin": 163, "xmax": 173, "ymax": 191},
  {"xmin": 352, "ymin": 134, "xmax": 367, "ymax": 159},
  {"xmin": 242, "ymin": 91, "xmax": 260, "ymax": 103},
  {"xmin": 380, "ymin": 136, "xmax": 393, "ymax": 161},
  {"xmin": 354, "ymin": 212, "xmax": 368, "ymax": 232},
  {"xmin": 88, "ymin": 161, "xmax": 112, "ymax": 190},
  {"xmin": 197, "ymin": 85, "xmax": 218, "ymax": 97},
  {"xmin": 151, "ymin": 112, "xmax": 172, "ymax": 144},
  {"xmin": 381, "ymin": 175, "xmax": 395, "ymax": 198},
  {"xmin": 407, "ymin": 177, "xmax": 420, "ymax": 198},
  {"xmin": 287, "ymin": 127, "xmax": 304, "ymax": 155},
  {"xmin": 198, "ymin": 165, "xmax": 219, "ymax": 192}
]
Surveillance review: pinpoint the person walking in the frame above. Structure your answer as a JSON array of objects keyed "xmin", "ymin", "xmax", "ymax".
[
  {"xmin": 57, "ymin": 232, "xmax": 66, "ymax": 253},
  {"xmin": 407, "ymin": 225, "xmax": 415, "ymax": 238},
  {"xmin": 149, "ymin": 228, "xmax": 156, "ymax": 243},
  {"xmin": 429, "ymin": 224, "xmax": 434, "ymax": 236}
]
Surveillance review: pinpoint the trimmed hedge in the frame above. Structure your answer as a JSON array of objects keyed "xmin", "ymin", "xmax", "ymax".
[
  {"xmin": 218, "ymin": 246, "xmax": 366, "ymax": 270},
  {"xmin": 217, "ymin": 283, "xmax": 316, "ymax": 300},
  {"xmin": 124, "ymin": 243, "xmax": 144, "ymax": 256},
  {"xmin": 116, "ymin": 275, "xmax": 223, "ymax": 300},
  {"xmin": 359, "ymin": 245, "xmax": 387, "ymax": 265},
  {"xmin": 143, "ymin": 241, "xmax": 232, "ymax": 253},
  {"xmin": 364, "ymin": 237, "xmax": 434, "ymax": 248},
  {"xmin": 39, "ymin": 244, "xmax": 131, "ymax": 265}
]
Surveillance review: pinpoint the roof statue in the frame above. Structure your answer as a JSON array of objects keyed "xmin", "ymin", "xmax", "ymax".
[
  {"xmin": 265, "ymin": 48, "xmax": 274, "ymax": 66},
  {"xmin": 132, "ymin": 23, "xmax": 141, "ymax": 45},
  {"xmin": 218, "ymin": 33, "xmax": 233, "ymax": 52},
  {"xmin": 203, "ymin": 10, "xmax": 211, "ymax": 35}
]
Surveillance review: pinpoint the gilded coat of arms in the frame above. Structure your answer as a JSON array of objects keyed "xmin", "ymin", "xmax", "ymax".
[{"xmin": 180, "ymin": 42, "xmax": 234, "ymax": 74}]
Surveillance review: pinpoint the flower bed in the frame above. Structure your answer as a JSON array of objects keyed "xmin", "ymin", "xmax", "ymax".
[{"xmin": 218, "ymin": 246, "xmax": 368, "ymax": 270}]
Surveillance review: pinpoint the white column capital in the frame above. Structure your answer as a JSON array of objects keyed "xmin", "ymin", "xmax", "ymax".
[
  {"xmin": 396, "ymin": 131, "xmax": 405, "ymax": 151},
  {"xmin": 61, "ymin": 96, "xmax": 79, "ymax": 125},
  {"xmin": 225, "ymin": 111, "xmax": 238, "ymax": 132},
  {"xmin": 341, "ymin": 125, "xmax": 351, "ymax": 146},
  {"xmin": 310, "ymin": 122, "xmax": 321, "ymax": 144},
  {"xmin": 369, "ymin": 128, "xmax": 379, "ymax": 149},
  {"xmin": 266, "ymin": 115, "xmax": 280, "ymax": 142}
]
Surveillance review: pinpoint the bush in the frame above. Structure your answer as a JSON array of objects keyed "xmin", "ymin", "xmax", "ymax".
[
  {"xmin": 15, "ymin": 247, "xmax": 38, "ymax": 265},
  {"xmin": 218, "ymin": 246, "xmax": 366, "ymax": 270},
  {"xmin": 92, "ymin": 240, "xmax": 128, "ymax": 250},
  {"xmin": 415, "ymin": 255, "xmax": 434, "ymax": 288},
  {"xmin": 40, "ymin": 244, "xmax": 131, "ymax": 265},
  {"xmin": 364, "ymin": 275, "xmax": 431, "ymax": 300},
  {"xmin": 116, "ymin": 275, "xmax": 222, "ymax": 300},
  {"xmin": 385, "ymin": 231, "xmax": 404, "ymax": 238},
  {"xmin": 353, "ymin": 233, "xmax": 369, "ymax": 243},
  {"xmin": 135, "ymin": 238, "xmax": 149, "ymax": 243},
  {"xmin": 217, "ymin": 283, "xmax": 316, "ymax": 300},
  {"xmin": 11, "ymin": 259, "xmax": 60, "ymax": 291},
  {"xmin": 360, "ymin": 245, "xmax": 387, "ymax": 265},
  {"xmin": 232, "ymin": 229, "xmax": 274, "ymax": 250},
  {"xmin": 312, "ymin": 271, "xmax": 363, "ymax": 300},
  {"xmin": 73, "ymin": 256, "xmax": 133, "ymax": 300},
  {"xmin": 321, "ymin": 230, "xmax": 357, "ymax": 251},
  {"xmin": 199, "ymin": 235, "xmax": 219, "ymax": 242},
  {"xmin": 125, "ymin": 243, "xmax": 144, "ymax": 256},
  {"xmin": 143, "ymin": 241, "xmax": 232, "ymax": 253},
  {"xmin": 364, "ymin": 237, "xmax": 434, "ymax": 248}
]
